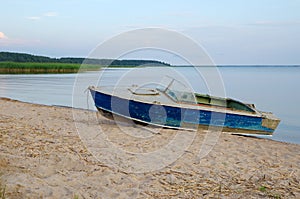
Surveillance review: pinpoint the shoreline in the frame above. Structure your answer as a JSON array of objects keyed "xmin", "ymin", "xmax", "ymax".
[
  {"xmin": 1, "ymin": 64, "xmax": 300, "ymax": 75},
  {"xmin": 1, "ymin": 97, "xmax": 297, "ymax": 145},
  {"xmin": 0, "ymin": 98, "xmax": 299, "ymax": 198}
]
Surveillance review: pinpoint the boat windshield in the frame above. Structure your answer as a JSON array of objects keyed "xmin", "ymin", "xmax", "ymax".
[{"xmin": 157, "ymin": 76, "xmax": 197, "ymax": 104}]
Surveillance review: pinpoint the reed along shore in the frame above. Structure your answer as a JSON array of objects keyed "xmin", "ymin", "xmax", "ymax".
[
  {"xmin": 0, "ymin": 98, "xmax": 299, "ymax": 198},
  {"xmin": 0, "ymin": 62, "xmax": 97, "ymax": 74},
  {"xmin": 0, "ymin": 62, "xmax": 154, "ymax": 74}
]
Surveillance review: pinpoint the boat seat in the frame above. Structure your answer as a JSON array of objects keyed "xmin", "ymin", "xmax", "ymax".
[{"xmin": 128, "ymin": 88, "xmax": 159, "ymax": 95}]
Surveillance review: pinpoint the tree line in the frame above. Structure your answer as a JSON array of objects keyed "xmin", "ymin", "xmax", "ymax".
[{"xmin": 0, "ymin": 52, "xmax": 171, "ymax": 66}]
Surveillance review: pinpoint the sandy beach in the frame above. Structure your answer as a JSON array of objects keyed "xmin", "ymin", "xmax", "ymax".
[{"xmin": 0, "ymin": 98, "xmax": 299, "ymax": 198}]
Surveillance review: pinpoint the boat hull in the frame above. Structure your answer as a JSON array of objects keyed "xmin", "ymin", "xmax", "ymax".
[{"xmin": 89, "ymin": 88, "xmax": 277, "ymax": 134}]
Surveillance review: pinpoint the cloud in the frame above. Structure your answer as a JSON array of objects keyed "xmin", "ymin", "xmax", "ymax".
[
  {"xmin": 0, "ymin": 32, "xmax": 8, "ymax": 39},
  {"xmin": 166, "ymin": 11, "xmax": 195, "ymax": 18},
  {"xmin": 247, "ymin": 20, "xmax": 300, "ymax": 27},
  {"xmin": 0, "ymin": 37, "xmax": 41, "ymax": 46},
  {"xmin": 26, "ymin": 11, "xmax": 58, "ymax": 20},
  {"xmin": 0, "ymin": 32, "xmax": 41, "ymax": 46},
  {"xmin": 43, "ymin": 12, "xmax": 58, "ymax": 17}
]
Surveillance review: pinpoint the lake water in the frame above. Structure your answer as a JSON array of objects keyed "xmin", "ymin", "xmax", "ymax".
[{"xmin": 0, "ymin": 66, "xmax": 299, "ymax": 144}]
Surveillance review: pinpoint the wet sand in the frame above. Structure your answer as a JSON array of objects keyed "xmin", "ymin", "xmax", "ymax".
[{"xmin": 0, "ymin": 98, "xmax": 299, "ymax": 198}]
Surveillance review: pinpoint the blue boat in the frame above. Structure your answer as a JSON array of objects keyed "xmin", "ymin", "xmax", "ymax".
[{"xmin": 89, "ymin": 77, "xmax": 280, "ymax": 135}]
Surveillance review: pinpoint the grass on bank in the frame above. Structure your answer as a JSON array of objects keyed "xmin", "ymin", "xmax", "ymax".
[
  {"xmin": 0, "ymin": 62, "xmax": 102, "ymax": 74},
  {"xmin": 0, "ymin": 62, "xmax": 147, "ymax": 74}
]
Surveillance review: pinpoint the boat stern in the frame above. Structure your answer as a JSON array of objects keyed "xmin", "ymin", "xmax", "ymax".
[{"xmin": 261, "ymin": 112, "xmax": 280, "ymax": 131}]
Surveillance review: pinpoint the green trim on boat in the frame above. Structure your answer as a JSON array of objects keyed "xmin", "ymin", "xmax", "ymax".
[{"xmin": 195, "ymin": 93, "xmax": 255, "ymax": 113}]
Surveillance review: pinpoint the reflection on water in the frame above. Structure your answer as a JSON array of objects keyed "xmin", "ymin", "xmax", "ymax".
[{"xmin": 0, "ymin": 66, "xmax": 299, "ymax": 144}]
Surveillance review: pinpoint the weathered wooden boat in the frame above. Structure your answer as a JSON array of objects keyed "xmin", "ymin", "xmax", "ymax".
[{"xmin": 88, "ymin": 77, "xmax": 280, "ymax": 135}]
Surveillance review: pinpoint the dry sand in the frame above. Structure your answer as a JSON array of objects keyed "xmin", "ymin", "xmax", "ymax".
[{"xmin": 0, "ymin": 98, "xmax": 299, "ymax": 198}]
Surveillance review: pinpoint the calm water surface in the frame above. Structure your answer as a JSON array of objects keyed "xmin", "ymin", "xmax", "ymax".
[{"xmin": 0, "ymin": 66, "xmax": 299, "ymax": 144}]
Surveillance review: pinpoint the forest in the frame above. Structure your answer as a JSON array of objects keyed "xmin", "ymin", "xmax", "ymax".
[
  {"xmin": 0, "ymin": 52, "xmax": 171, "ymax": 74},
  {"xmin": 0, "ymin": 52, "xmax": 170, "ymax": 66}
]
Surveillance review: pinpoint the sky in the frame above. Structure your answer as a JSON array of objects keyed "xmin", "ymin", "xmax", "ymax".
[{"xmin": 0, "ymin": 0, "xmax": 299, "ymax": 65}]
